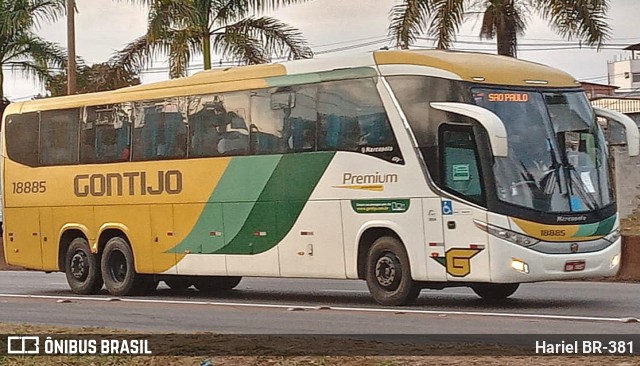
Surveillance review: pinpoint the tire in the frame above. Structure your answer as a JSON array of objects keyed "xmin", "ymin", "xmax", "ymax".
[
  {"xmin": 365, "ymin": 236, "xmax": 420, "ymax": 306},
  {"xmin": 164, "ymin": 276, "xmax": 193, "ymax": 291},
  {"xmin": 471, "ymin": 283, "xmax": 519, "ymax": 300},
  {"xmin": 65, "ymin": 237, "xmax": 103, "ymax": 294},
  {"xmin": 101, "ymin": 236, "xmax": 147, "ymax": 296},
  {"xmin": 193, "ymin": 276, "xmax": 242, "ymax": 292}
]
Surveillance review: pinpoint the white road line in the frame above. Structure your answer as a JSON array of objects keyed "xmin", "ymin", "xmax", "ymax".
[{"xmin": 0, "ymin": 293, "xmax": 637, "ymax": 324}]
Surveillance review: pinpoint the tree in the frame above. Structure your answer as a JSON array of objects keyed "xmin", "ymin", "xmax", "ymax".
[
  {"xmin": 114, "ymin": 0, "xmax": 313, "ymax": 78},
  {"xmin": 45, "ymin": 61, "xmax": 142, "ymax": 97},
  {"xmin": 388, "ymin": 0, "xmax": 611, "ymax": 57},
  {"xmin": 0, "ymin": 0, "xmax": 67, "ymax": 99}
]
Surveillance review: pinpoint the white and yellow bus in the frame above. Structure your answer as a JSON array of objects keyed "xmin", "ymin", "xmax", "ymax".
[{"xmin": 3, "ymin": 50, "xmax": 638, "ymax": 305}]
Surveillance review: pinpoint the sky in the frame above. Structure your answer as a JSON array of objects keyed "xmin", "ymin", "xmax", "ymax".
[{"xmin": 4, "ymin": 0, "xmax": 640, "ymax": 101}]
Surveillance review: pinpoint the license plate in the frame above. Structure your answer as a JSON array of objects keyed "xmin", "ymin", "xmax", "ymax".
[{"xmin": 564, "ymin": 260, "xmax": 585, "ymax": 272}]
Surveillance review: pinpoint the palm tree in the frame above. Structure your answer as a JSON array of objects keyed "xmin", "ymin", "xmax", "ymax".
[
  {"xmin": 0, "ymin": 0, "xmax": 67, "ymax": 99},
  {"xmin": 114, "ymin": 0, "xmax": 313, "ymax": 78},
  {"xmin": 388, "ymin": 0, "xmax": 610, "ymax": 57}
]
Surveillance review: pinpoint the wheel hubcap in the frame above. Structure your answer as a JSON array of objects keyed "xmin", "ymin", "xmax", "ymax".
[
  {"xmin": 375, "ymin": 254, "xmax": 399, "ymax": 288},
  {"xmin": 70, "ymin": 251, "xmax": 88, "ymax": 280},
  {"xmin": 109, "ymin": 251, "xmax": 127, "ymax": 283}
]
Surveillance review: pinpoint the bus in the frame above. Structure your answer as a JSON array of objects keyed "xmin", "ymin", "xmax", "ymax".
[{"xmin": 2, "ymin": 50, "xmax": 638, "ymax": 306}]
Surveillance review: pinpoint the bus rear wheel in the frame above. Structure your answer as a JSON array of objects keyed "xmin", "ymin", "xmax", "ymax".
[
  {"xmin": 65, "ymin": 238, "xmax": 103, "ymax": 294},
  {"xmin": 365, "ymin": 236, "xmax": 420, "ymax": 306},
  {"xmin": 101, "ymin": 237, "xmax": 153, "ymax": 296},
  {"xmin": 193, "ymin": 276, "xmax": 242, "ymax": 292},
  {"xmin": 471, "ymin": 283, "xmax": 519, "ymax": 300}
]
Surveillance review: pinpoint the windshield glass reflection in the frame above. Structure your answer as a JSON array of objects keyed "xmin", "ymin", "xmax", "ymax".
[{"xmin": 473, "ymin": 89, "xmax": 613, "ymax": 213}]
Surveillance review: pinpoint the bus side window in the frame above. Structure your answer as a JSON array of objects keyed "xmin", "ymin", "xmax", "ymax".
[
  {"xmin": 317, "ymin": 78, "xmax": 402, "ymax": 163},
  {"xmin": 439, "ymin": 124, "xmax": 485, "ymax": 206},
  {"xmin": 5, "ymin": 113, "xmax": 40, "ymax": 166},
  {"xmin": 80, "ymin": 104, "xmax": 132, "ymax": 164},
  {"xmin": 40, "ymin": 109, "xmax": 80, "ymax": 166},
  {"xmin": 187, "ymin": 96, "xmax": 222, "ymax": 158},
  {"xmin": 132, "ymin": 99, "xmax": 187, "ymax": 161}
]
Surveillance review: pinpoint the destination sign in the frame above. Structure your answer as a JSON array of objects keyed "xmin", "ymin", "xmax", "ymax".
[{"xmin": 487, "ymin": 93, "xmax": 530, "ymax": 102}]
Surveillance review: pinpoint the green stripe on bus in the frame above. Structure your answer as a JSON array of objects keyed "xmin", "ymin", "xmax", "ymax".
[
  {"xmin": 169, "ymin": 155, "xmax": 281, "ymax": 254},
  {"xmin": 593, "ymin": 214, "xmax": 616, "ymax": 236},
  {"xmin": 213, "ymin": 152, "xmax": 335, "ymax": 254},
  {"xmin": 266, "ymin": 67, "xmax": 378, "ymax": 87}
]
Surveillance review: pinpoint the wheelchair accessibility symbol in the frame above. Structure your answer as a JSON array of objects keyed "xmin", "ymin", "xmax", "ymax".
[{"xmin": 441, "ymin": 200, "xmax": 453, "ymax": 215}]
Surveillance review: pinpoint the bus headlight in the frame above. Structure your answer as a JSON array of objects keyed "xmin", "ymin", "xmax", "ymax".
[
  {"xmin": 511, "ymin": 258, "xmax": 530, "ymax": 274},
  {"xmin": 474, "ymin": 220, "xmax": 539, "ymax": 247},
  {"xmin": 603, "ymin": 228, "xmax": 620, "ymax": 243},
  {"xmin": 610, "ymin": 254, "xmax": 620, "ymax": 269}
]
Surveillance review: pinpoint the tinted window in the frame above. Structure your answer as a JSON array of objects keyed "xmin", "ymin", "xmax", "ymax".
[
  {"xmin": 40, "ymin": 109, "xmax": 79, "ymax": 165},
  {"xmin": 440, "ymin": 125, "xmax": 485, "ymax": 205},
  {"xmin": 387, "ymin": 76, "xmax": 472, "ymax": 179},
  {"xmin": 250, "ymin": 86, "xmax": 317, "ymax": 154},
  {"xmin": 5, "ymin": 113, "xmax": 39, "ymax": 166},
  {"xmin": 132, "ymin": 98, "xmax": 187, "ymax": 161},
  {"xmin": 317, "ymin": 79, "xmax": 399, "ymax": 158},
  {"xmin": 188, "ymin": 92, "xmax": 249, "ymax": 157},
  {"xmin": 80, "ymin": 104, "xmax": 132, "ymax": 163}
]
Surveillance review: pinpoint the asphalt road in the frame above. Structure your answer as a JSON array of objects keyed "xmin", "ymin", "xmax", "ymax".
[{"xmin": 0, "ymin": 271, "xmax": 638, "ymax": 335}]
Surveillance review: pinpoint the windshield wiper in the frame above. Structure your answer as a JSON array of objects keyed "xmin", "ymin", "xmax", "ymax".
[
  {"xmin": 540, "ymin": 138, "xmax": 563, "ymax": 195},
  {"xmin": 564, "ymin": 163, "xmax": 598, "ymax": 211}
]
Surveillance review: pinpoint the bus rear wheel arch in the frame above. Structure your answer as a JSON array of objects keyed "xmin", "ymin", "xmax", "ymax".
[
  {"xmin": 365, "ymin": 236, "xmax": 420, "ymax": 306},
  {"xmin": 64, "ymin": 237, "xmax": 103, "ymax": 294},
  {"xmin": 100, "ymin": 236, "xmax": 157, "ymax": 296}
]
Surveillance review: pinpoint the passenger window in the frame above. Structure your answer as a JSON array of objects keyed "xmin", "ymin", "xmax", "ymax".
[
  {"xmin": 40, "ymin": 109, "xmax": 79, "ymax": 165},
  {"xmin": 188, "ymin": 92, "xmax": 249, "ymax": 157},
  {"xmin": 250, "ymin": 86, "xmax": 317, "ymax": 154},
  {"xmin": 317, "ymin": 79, "xmax": 402, "ymax": 164},
  {"xmin": 5, "ymin": 113, "xmax": 40, "ymax": 166},
  {"xmin": 80, "ymin": 104, "xmax": 132, "ymax": 163},
  {"xmin": 132, "ymin": 98, "xmax": 188, "ymax": 161},
  {"xmin": 440, "ymin": 125, "xmax": 485, "ymax": 205}
]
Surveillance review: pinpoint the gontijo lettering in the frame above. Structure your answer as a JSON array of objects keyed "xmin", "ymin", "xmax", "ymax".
[{"xmin": 74, "ymin": 170, "xmax": 182, "ymax": 197}]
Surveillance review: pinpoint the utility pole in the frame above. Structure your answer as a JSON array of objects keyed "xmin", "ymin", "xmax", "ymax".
[{"xmin": 66, "ymin": 0, "xmax": 76, "ymax": 95}]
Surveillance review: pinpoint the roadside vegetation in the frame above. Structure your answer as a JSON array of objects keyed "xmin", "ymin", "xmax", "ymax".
[{"xmin": 0, "ymin": 323, "xmax": 638, "ymax": 365}]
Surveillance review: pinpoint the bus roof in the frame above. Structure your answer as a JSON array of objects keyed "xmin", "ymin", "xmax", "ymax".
[
  {"xmin": 373, "ymin": 50, "xmax": 579, "ymax": 88},
  {"xmin": 5, "ymin": 49, "xmax": 579, "ymax": 115}
]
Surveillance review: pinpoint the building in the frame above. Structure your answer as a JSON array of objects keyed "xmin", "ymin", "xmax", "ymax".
[
  {"xmin": 580, "ymin": 81, "xmax": 618, "ymax": 99},
  {"xmin": 607, "ymin": 43, "xmax": 640, "ymax": 95}
]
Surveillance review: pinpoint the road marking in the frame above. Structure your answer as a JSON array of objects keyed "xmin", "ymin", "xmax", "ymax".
[{"xmin": 0, "ymin": 293, "xmax": 637, "ymax": 324}]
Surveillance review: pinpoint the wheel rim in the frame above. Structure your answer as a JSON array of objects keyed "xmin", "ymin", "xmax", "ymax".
[
  {"xmin": 70, "ymin": 251, "xmax": 89, "ymax": 281},
  {"xmin": 108, "ymin": 250, "xmax": 128, "ymax": 283},
  {"xmin": 375, "ymin": 253, "xmax": 401, "ymax": 290}
]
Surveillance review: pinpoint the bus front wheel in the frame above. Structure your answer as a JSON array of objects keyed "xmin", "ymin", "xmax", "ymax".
[
  {"xmin": 365, "ymin": 236, "xmax": 420, "ymax": 306},
  {"xmin": 101, "ymin": 237, "xmax": 154, "ymax": 296},
  {"xmin": 65, "ymin": 238, "xmax": 103, "ymax": 294},
  {"xmin": 471, "ymin": 283, "xmax": 519, "ymax": 300}
]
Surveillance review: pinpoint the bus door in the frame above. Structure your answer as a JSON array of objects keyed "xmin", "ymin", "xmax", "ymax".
[{"xmin": 439, "ymin": 124, "xmax": 490, "ymax": 282}]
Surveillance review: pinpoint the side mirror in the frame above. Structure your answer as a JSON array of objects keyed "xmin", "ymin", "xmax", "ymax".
[
  {"xmin": 593, "ymin": 107, "xmax": 640, "ymax": 157},
  {"xmin": 430, "ymin": 102, "xmax": 508, "ymax": 157}
]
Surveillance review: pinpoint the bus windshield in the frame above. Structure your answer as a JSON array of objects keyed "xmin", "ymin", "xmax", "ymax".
[{"xmin": 473, "ymin": 88, "xmax": 613, "ymax": 213}]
